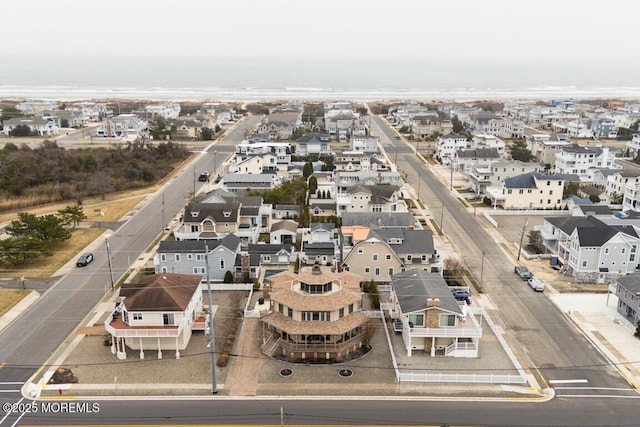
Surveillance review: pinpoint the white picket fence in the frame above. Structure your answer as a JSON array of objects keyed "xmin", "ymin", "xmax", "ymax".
[{"xmin": 397, "ymin": 372, "xmax": 526, "ymax": 384}]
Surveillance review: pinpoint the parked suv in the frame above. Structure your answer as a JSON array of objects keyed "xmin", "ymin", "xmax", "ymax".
[
  {"xmin": 514, "ymin": 265, "xmax": 532, "ymax": 280},
  {"xmin": 451, "ymin": 288, "xmax": 472, "ymax": 304},
  {"xmin": 198, "ymin": 171, "xmax": 210, "ymax": 182},
  {"xmin": 76, "ymin": 253, "xmax": 93, "ymax": 267}
]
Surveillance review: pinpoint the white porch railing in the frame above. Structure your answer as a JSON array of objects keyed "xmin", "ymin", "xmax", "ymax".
[
  {"xmin": 408, "ymin": 326, "xmax": 482, "ymax": 338},
  {"xmin": 104, "ymin": 322, "xmax": 182, "ymax": 338}
]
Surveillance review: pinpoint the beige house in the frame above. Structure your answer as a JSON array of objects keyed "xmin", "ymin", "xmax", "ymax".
[
  {"xmin": 485, "ymin": 172, "xmax": 566, "ymax": 210},
  {"xmin": 390, "ymin": 269, "xmax": 482, "ymax": 357},
  {"xmin": 341, "ymin": 237, "xmax": 404, "ymax": 283},
  {"xmin": 104, "ymin": 273, "xmax": 207, "ymax": 360},
  {"xmin": 261, "ymin": 268, "xmax": 370, "ymax": 362},
  {"xmin": 174, "ymin": 202, "xmax": 241, "ymax": 241}
]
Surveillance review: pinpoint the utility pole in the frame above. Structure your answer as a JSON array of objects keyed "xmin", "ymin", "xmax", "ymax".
[
  {"xmin": 439, "ymin": 206, "xmax": 445, "ymax": 235},
  {"xmin": 450, "ymin": 160, "xmax": 453, "ymax": 191},
  {"xmin": 105, "ymin": 238, "xmax": 114, "ymax": 291},
  {"xmin": 193, "ymin": 166, "xmax": 197, "ymax": 197},
  {"xmin": 517, "ymin": 217, "xmax": 528, "ymax": 261},
  {"xmin": 204, "ymin": 244, "xmax": 218, "ymax": 394},
  {"xmin": 161, "ymin": 193, "xmax": 165, "ymax": 231}
]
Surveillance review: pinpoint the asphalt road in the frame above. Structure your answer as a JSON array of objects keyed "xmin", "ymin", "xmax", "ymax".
[
  {"xmin": 371, "ymin": 116, "xmax": 633, "ymax": 396},
  {"xmin": 5, "ymin": 397, "xmax": 640, "ymax": 426}
]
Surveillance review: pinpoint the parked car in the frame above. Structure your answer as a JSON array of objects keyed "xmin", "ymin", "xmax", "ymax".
[
  {"xmin": 198, "ymin": 171, "xmax": 210, "ymax": 182},
  {"xmin": 76, "ymin": 253, "xmax": 93, "ymax": 267},
  {"xmin": 393, "ymin": 319, "xmax": 403, "ymax": 332},
  {"xmin": 514, "ymin": 265, "xmax": 532, "ymax": 280},
  {"xmin": 451, "ymin": 288, "xmax": 472, "ymax": 304},
  {"xmin": 528, "ymin": 276, "xmax": 545, "ymax": 292}
]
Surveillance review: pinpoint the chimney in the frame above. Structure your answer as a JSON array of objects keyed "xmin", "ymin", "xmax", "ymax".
[
  {"xmin": 426, "ymin": 297, "xmax": 440, "ymax": 308},
  {"xmin": 312, "ymin": 263, "xmax": 322, "ymax": 275}
]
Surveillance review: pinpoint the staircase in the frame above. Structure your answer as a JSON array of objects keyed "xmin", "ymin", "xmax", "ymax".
[{"xmin": 262, "ymin": 333, "xmax": 281, "ymax": 357}]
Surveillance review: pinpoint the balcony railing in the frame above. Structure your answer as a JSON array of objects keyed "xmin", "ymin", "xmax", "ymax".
[{"xmin": 279, "ymin": 332, "xmax": 367, "ymax": 353}]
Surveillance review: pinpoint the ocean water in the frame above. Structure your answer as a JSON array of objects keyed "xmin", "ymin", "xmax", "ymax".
[{"xmin": 1, "ymin": 55, "xmax": 640, "ymax": 101}]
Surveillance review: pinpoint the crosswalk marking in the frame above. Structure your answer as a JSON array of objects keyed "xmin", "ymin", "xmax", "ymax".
[{"xmin": 548, "ymin": 379, "xmax": 588, "ymax": 384}]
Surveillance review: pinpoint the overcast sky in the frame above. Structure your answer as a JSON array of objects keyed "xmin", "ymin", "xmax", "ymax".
[{"xmin": 2, "ymin": 0, "xmax": 639, "ymax": 64}]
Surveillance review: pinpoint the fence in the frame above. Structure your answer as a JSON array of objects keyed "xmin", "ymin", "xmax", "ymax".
[{"xmin": 397, "ymin": 372, "xmax": 526, "ymax": 384}]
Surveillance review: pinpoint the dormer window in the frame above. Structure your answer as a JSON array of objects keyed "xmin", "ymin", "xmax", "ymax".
[
  {"xmin": 191, "ymin": 211, "xmax": 200, "ymax": 218},
  {"xmin": 223, "ymin": 211, "xmax": 231, "ymax": 218}
]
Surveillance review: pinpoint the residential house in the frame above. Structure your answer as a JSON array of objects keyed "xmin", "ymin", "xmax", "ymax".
[
  {"xmin": 170, "ymin": 118, "xmax": 203, "ymax": 140},
  {"xmin": 615, "ymin": 273, "xmax": 640, "ymax": 325},
  {"xmin": 471, "ymin": 134, "xmax": 506, "ymax": 156},
  {"xmin": 258, "ymin": 121, "xmax": 294, "ymax": 140},
  {"xmin": 411, "ymin": 116, "xmax": 453, "ymax": 139},
  {"xmin": 334, "ymin": 169, "xmax": 402, "ymax": 193},
  {"xmin": 145, "ymin": 103, "xmax": 181, "ymax": 119},
  {"xmin": 555, "ymin": 144, "xmax": 619, "ymax": 181},
  {"xmin": 342, "ymin": 228, "xmax": 439, "ymax": 282},
  {"xmin": 308, "ymin": 200, "xmax": 337, "ymax": 218},
  {"xmin": 453, "ymin": 148, "xmax": 501, "ymax": 175},
  {"xmin": 485, "ymin": 172, "xmax": 567, "ymax": 210},
  {"xmin": 270, "ymin": 219, "xmax": 299, "ymax": 244},
  {"xmin": 96, "ymin": 114, "xmax": 148, "ymax": 139},
  {"xmin": 273, "ymin": 204, "xmax": 301, "ymax": 220},
  {"xmin": 626, "ymin": 134, "xmax": 640, "ymax": 157},
  {"xmin": 104, "ymin": 273, "xmax": 207, "ymax": 360},
  {"xmin": 468, "ymin": 160, "xmax": 541, "ymax": 195},
  {"xmin": 1, "ymin": 117, "xmax": 59, "ymax": 136},
  {"xmin": 309, "ymin": 223, "xmax": 335, "ymax": 243},
  {"xmin": 219, "ymin": 173, "xmax": 277, "ymax": 193},
  {"xmin": 200, "ymin": 191, "xmax": 272, "ymax": 234},
  {"xmin": 349, "ymin": 135, "xmax": 379, "ymax": 153},
  {"xmin": 341, "ymin": 212, "xmax": 419, "ymax": 229},
  {"xmin": 337, "ymin": 184, "xmax": 402, "ymax": 215},
  {"xmin": 302, "ymin": 242, "xmax": 336, "ymax": 267},
  {"xmin": 389, "ymin": 269, "xmax": 482, "ymax": 357},
  {"xmin": 154, "ymin": 234, "xmax": 242, "ymax": 282},
  {"xmin": 245, "ymin": 243, "xmax": 294, "ymax": 279},
  {"xmin": 435, "ymin": 133, "xmax": 468, "ymax": 162},
  {"xmin": 174, "ymin": 202, "xmax": 244, "ymax": 242},
  {"xmin": 527, "ymin": 134, "xmax": 571, "ymax": 169},
  {"xmin": 261, "ymin": 269, "xmax": 370, "ymax": 362},
  {"xmin": 42, "ymin": 109, "xmax": 86, "ymax": 128},
  {"xmin": 295, "ymin": 133, "xmax": 332, "ymax": 155},
  {"xmin": 539, "ymin": 215, "xmax": 640, "ymax": 283}
]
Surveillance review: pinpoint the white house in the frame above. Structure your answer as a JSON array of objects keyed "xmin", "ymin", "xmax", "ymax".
[
  {"xmin": 555, "ymin": 144, "xmax": 619, "ymax": 181},
  {"xmin": 435, "ymin": 133, "xmax": 468, "ymax": 162},
  {"xmin": 145, "ymin": 103, "xmax": 181, "ymax": 120},
  {"xmin": 485, "ymin": 172, "xmax": 566, "ymax": 210},
  {"xmin": 1, "ymin": 117, "xmax": 59, "ymax": 136},
  {"xmin": 104, "ymin": 274, "xmax": 207, "ymax": 360},
  {"xmin": 349, "ymin": 135, "xmax": 379, "ymax": 153}
]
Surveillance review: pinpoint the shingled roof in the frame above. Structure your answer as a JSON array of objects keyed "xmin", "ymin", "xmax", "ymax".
[
  {"xmin": 391, "ymin": 269, "xmax": 462, "ymax": 316},
  {"xmin": 119, "ymin": 273, "xmax": 201, "ymax": 312}
]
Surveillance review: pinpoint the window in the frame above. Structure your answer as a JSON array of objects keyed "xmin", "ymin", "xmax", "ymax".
[
  {"xmin": 193, "ymin": 267, "xmax": 205, "ymax": 274},
  {"xmin": 288, "ymin": 308, "xmax": 293, "ymax": 318},
  {"xmin": 386, "ymin": 254, "xmax": 391, "ymax": 260},
  {"xmin": 196, "ymin": 254, "xmax": 205, "ymax": 261},
  {"xmin": 132, "ymin": 313, "xmax": 143, "ymax": 321},
  {"xmin": 605, "ymin": 248, "xmax": 609, "ymax": 255},
  {"xmin": 406, "ymin": 254, "xmax": 412, "ymax": 261},
  {"xmin": 278, "ymin": 304, "xmax": 284, "ymax": 314},
  {"xmin": 161, "ymin": 267, "xmax": 168, "ymax": 273},
  {"xmin": 622, "ymin": 248, "xmax": 626, "ymax": 254},
  {"xmin": 220, "ymin": 258, "xmax": 225, "ymax": 269},
  {"xmin": 160, "ymin": 254, "xmax": 166, "ymax": 262},
  {"xmin": 582, "ymin": 260, "xmax": 587, "ymax": 268},
  {"xmin": 409, "ymin": 313, "xmax": 424, "ymax": 327},
  {"xmin": 364, "ymin": 267, "xmax": 370, "ymax": 273},
  {"xmin": 339, "ymin": 308, "xmax": 344, "ymax": 318},
  {"xmin": 175, "ymin": 254, "xmax": 181, "ymax": 262},
  {"xmin": 518, "ymin": 189, "xmax": 523, "ymax": 194},
  {"xmin": 439, "ymin": 314, "xmax": 456, "ymax": 327},
  {"xmin": 358, "ymin": 247, "xmax": 364, "ymax": 254},
  {"xmin": 349, "ymin": 304, "xmax": 354, "ymax": 314},
  {"xmin": 187, "ymin": 254, "xmax": 193, "ymax": 260},
  {"xmin": 163, "ymin": 313, "xmax": 175, "ymax": 325},
  {"xmin": 374, "ymin": 267, "xmax": 380, "ymax": 276},
  {"xmin": 372, "ymin": 254, "xmax": 378, "ymax": 261}
]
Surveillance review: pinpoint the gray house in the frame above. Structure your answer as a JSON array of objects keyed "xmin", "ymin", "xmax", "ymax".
[
  {"xmin": 244, "ymin": 243, "xmax": 294, "ymax": 279},
  {"xmin": 154, "ymin": 234, "xmax": 242, "ymax": 282},
  {"xmin": 616, "ymin": 273, "xmax": 640, "ymax": 325}
]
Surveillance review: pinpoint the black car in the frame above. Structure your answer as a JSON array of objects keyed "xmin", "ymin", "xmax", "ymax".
[
  {"xmin": 76, "ymin": 253, "xmax": 93, "ymax": 267},
  {"xmin": 198, "ymin": 171, "xmax": 210, "ymax": 182}
]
